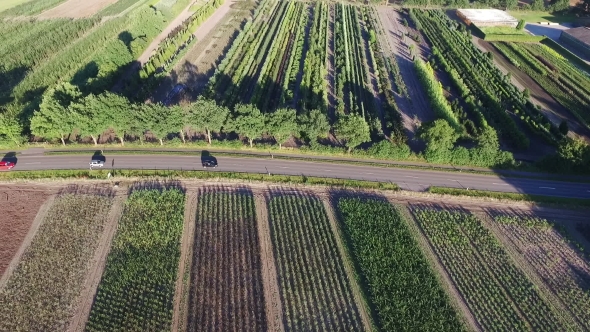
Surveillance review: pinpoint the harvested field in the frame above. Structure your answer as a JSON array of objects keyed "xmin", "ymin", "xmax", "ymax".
[
  {"xmin": 186, "ymin": 190, "xmax": 267, "ymax": 332},
  {"xmin": 37, "ymin": 0, "xmax": 119, "ymax": 18},
  {"xmin": 0, "ymin": 186, "xmax": 52, "ymax": 277},
  {"xmin": 0, "ymin": 191, "xmax": 114, "ymax": 331}
]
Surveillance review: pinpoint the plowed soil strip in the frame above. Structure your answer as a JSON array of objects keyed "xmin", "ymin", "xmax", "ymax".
[
  {"xmin": 67, "ymin": 191, "xmax": 127, "ymax": 332},
  {"xmin": 0, "ymin": 194, "xmax": 56, "ymax": 289},
  {"xmin": 172, "ymin": 189, "xmax": 199, "ymax": 332},
  {"xmin": 254, "ymin": 192, "xmax": 285, "ymax": 332}
]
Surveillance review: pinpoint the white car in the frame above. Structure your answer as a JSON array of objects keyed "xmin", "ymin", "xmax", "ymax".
[{"xmin": 90, "ymin": 160, "xmax": 104, "ymax": 168}]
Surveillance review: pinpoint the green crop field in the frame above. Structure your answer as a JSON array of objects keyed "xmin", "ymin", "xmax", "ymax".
[{"xmin": 0, "ymin": 0, "xmax": 30, "ymax": 13}]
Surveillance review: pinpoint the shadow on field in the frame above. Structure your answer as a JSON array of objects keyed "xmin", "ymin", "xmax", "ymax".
[
  {"xmin": 128, "ymin": 179, "xmax": 185, "ymax": 194},
  {"xmin": 0, "ymin": 66, "xmax": 29, "ymax": 105}
]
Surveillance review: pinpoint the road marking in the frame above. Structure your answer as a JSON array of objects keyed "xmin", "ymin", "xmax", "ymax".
[
  {"xmin": 492, "ymin": 183, "xmax": 509, "ymax": 186},
  {"xmin": 405, "ymin": 176, "xmax": 418, "ymax": 178},
  {"xmin": 539, "ymin": 187, "xmax": 556, "ymax": 190},
  {"xmin": 324, "ymin": 169, "xmax": 332, "ymax": 172},
  {"xmin": 25, "ymin": 162, "xmax": 40, "ymax": 164},
  {"xmin": 366, "ymin": 172, "xmax": 374, "ymax": 175},
  {"xmin": 279, "ymin": 166, "xmax": 289, "ymax": 169}
]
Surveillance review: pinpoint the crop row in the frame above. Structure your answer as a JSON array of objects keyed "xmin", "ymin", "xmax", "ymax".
[
  {"xmin": 412, "ymin": 208, "xmax": 566, "ymax": 331},
  {"xmin": 494, "ymin": 42, "xmax": 590, "ymax": 125},
  {"xmin": 187, "ymin": 192, "xmax": 267, "ymax": 332},
  {"xmin": 269, "ymin": 195, "xmax": 364, "ymax": 331},
  {"xmin": 85, "ymin": 189, "xmax": 185, "ymax": 331},
  {"xmin": 0, "ymin": 194, "xmax": 114, "ymax": 331},
  {"xmin": 493, "ymin": 215, "xmax": 590, "ymax": 330},
  {"xmin": 412, "ymin": 9, "xmax": 563, "ymax": 149},
  {"xmin": 338, "ymin": 199, "xmax": 465, "ymax": 331}
]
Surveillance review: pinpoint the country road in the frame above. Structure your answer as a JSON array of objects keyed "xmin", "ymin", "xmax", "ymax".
[{"xmin": 7, "ymin": 154, "xmax": 590, "ymax": 199}]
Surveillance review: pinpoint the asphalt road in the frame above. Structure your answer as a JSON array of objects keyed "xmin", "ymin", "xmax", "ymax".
[{"xmin": 8, "ymin": 154, "xmax": 590, "ymax": 199}]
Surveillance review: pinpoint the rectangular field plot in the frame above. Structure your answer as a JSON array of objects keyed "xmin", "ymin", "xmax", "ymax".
[
  {"xmin": 0, "ymin": 193, "xmax": 114, "ymax": 331},
  {"xmin": 492, "ymin": 214, "xmax": 590, "ymax": 330},
  {"xmin": 187, "ymin": 192, "xmax": 267, "ymax": 332},
  {"xmin": 411, "ymin": 208, "xmax": 569, "ymax": 331},
  {"xmin": 269, "ymin": 195, "xmax": 366, "ymax": 331},
  {"xmin": 338, "ymin": 198, "xmax": 465, "ymax": 331},
  {"xmin": 85, "ymin": 188, "xmax": 185, "ymax": 332}
]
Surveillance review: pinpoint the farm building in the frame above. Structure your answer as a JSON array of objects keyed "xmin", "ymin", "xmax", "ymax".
[
  {"xmin": 456, "ymin": 9, "xmax": 518, "ymax": 28},
  {"xmin": 559, "ymin": 27, "xmax": 590, "ymax": 56}
]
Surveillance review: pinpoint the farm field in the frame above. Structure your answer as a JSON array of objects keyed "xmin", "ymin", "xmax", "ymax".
[
  {"xmin": 0, "ymin": 0, "xmax": 67, "ymax": 16},
  {"xmin": 0, "ymin": 191, "xmax": 114, "ymax": 331},
  {"xmin": 268, "ymin": 194, "xmax": 367, "ymax": 331},
  {"xmin": 37, "ymin": 0, "xmax": 119, "ymax": 18},
  {"xmin": 0, "ymin": 180, "xmax": 588, "ymax": 331},
  {"xmin": 410, "ymin": 207, "xmax": 571, "ymax": 331},
  {"xmin": 85, "ymin": 187, "xmax": 185, "ymax": 331},
  {"xmin": 186, "ymin": 191, "xmax": 267, "ymax": 332},
  {"xmin": 0, "ymin": 0, "xmax": 30, "ymax": 13},
  {"xmin": 0, "ymin": 185, "xmax": 52, "ymax": 276}
]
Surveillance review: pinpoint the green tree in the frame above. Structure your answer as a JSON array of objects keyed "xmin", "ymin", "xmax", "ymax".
[
  {"xmin": 30, "ymin": 83, "xmax": 82, "ymax": 145},
  {"xmin": 186, "ymin": 98, "xmax": 229, "ymax": 145},
  {"xmin": 228, "ymin": 104, "xmax": 265, "ymax": 148},
  {"xmin": 419, "ymin": 119, "xmax": 458, "ymax": 152},
  {"xmin": 516, "ymin": 19, "xmax": 526, "ymax": 30},
  {"xmin": 334, "ymin": 114, "xmax": 370, "ymax": 152},
  {"xmin": 0, "ymin": 114, "xmax": 23, "ymax": 147},
  {"xmin": 146, "ymin": 104, "xmax": 179, "ymax": 145},
  {"xmin": 298, "ymin": 109, "xmax": 330, "ymax": 143},
  {"xmin": 74, "ymin": 92, "xmax": 122, "ymax": 145},
  {"xmin": 266, "ymin": 108, "xmax": 297, "ymax": 149},
  {"xmin": 506, "ymin": 0, "xmax": 519, "ymax": 10}
]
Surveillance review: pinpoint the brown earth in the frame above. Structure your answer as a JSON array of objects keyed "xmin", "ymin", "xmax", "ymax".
[
  {"xmin": 0, "ymin": 186, "xmax": 54, "ymax": 277},
  {"xmin": 37, "ymin": 0, "xmax": 118, "ymax": 18}
]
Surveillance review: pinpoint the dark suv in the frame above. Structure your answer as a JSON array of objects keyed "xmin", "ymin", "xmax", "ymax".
[{"xmin": 202, "ymin": 159, "xmax": 217, "ymax": 168}]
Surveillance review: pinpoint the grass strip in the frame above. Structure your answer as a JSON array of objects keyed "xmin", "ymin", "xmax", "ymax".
[
  {"xmin": 0, "ymin": 169, "xmax": 399, "ymax": 190},
  {"xmin": 428, "ymin": 186, "xmax": 590, "ymax": 208}
]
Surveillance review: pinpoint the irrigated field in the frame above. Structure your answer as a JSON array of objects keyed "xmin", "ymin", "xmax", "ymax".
[
  {"xmin": 269, "ymin": 194, "xmax": 366, "ymax": 331},
  {"xmin": 85, "ymin": 188, "xmax": 185, "ymax": 331},
  {"xmin": 186, "ymin": 191, "xmax": 267, "ymax": 332},
  {"xmin": 0, "ymin": 192, "xmax": 114, "ymax": 331}
]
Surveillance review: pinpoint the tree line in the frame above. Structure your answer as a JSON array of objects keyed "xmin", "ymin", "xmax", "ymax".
[{"xmin": 24, "ymin": 82, "xmax": 371, "ymax": 152}]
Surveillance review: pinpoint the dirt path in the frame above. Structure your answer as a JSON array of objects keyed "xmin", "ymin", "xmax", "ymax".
[
  {"xmin": 171, "ymin": 189, "xmax": 198, "ymax": 332},
  {"xmin": 395, "ymin": 201, "xmax": 482, "ymax": 332},
  {"xmin": 376, "ymin": 7, "xmax": 433, "ymax": 139},
  {"xmin": 150, "ymin": 0, "xmax": 241, "ymax": 102},
  {"xmin": 37, "ymin": 0, "xmax": 118, "ymax": 19},
  {"xmin": 320, "ymin": 196, "xmax": 374, "ymax": 332},
  {"xmin": 253, "ymin": 192, "xmax": 284, "ymax": 332},
  {"xmin": 67, "ymin": 190, "xmax": 126, "ymax": 332},
  {"xmin": 473, "ymin": 37, "xmax": 590, "ymax": 142},
  {"xmin": 0, "ymin": 194, "xmax": 56, "ymax": 290}
]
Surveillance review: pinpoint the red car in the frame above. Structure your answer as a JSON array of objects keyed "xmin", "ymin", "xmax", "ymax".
[{"xmin": 0, "ymin": 161, "xmax": 15, "ymax": 170}]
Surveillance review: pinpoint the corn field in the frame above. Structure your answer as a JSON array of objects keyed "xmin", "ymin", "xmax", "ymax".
[
  {"xmin": 85, "ymin": 189, "xmax": 185, "ymax": 332},
  {"xmin": 269, "ymin": 195, "xmax": 365, "ymax": 331},
  {"xmin": 0, "ymin": 194, "xmax": 113, "ymax": 332},
  {"xmin": 337, "ymin": 199, "xmax": 465, "ymax": 331},
  {"xmin": 186, "ymin": 192, "xmax": 267, "ymax": 332}
]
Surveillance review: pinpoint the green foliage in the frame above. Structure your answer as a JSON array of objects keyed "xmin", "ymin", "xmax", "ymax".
[
  {"xmin": 334, "ymin": 113, "xmax": 370, "ymax": 152},
  {"xmin": 337, "ymin": 198, "xmax": 465, "ymax": 331},
  {"xmin": 412, "ymin": 208, "xmax": 567, "ymax": 331},
  {"xmin": 366, "ymin": 139, "xmax": 411, "ymax": 160},
  {"xmin": 266, "ymin": 108, "xmax": 297, "ymax": 148},
  {"xmin": 228, "ymin": 103, "xmax": 266, "ymax": 148},
  {"xmin": 270, "ymin": 195, "xmax": 365, "ymax": 330},
  {"xmin": 297, "ymin": 109, "xmax": 330, "ymax": 143},
  {"xmin": 85, "ymin": 188, "xmax": 185, "ymax": 332},
  {"xmin": 185, "ymin": 98, "xmax": 229, "ymax": 144},
  {"xmin": 0, "ymin": 0, "xmax": 67, "ymax": 16},
  {"xmin": 516, "ymin": 19, "xmax": 525, "ymax": 30},
  {"xmin": 0, "ymin": 194, "xmax": 113, "ymax": 331},
  {"xmin": 539, "ymin": 137, "xmax": 590, "ymax": 174}
]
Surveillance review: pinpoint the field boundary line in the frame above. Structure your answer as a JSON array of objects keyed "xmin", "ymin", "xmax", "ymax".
[
  {"xmin": 474, "ymin": 211, "xmax": 583, "ymax": 331},
  {"xmin": 67, "ymin": 190, "xmax": 126, "ymax": 332},
  {"xmin": 395, "ymin": 201, "xmax": 482, "ymax": 332},
  {"xmin": 253, "ymin": 190, "xmax": 285, "ymax": 332},
  {"xmin": 172, "ymin": 189, "xmax": 198, "ymax": 332},
  {"xmin": 320, "ymin": 196, "xmax": 375, "ymax": 332},
  {"xmin": 0, "ymin": 194, "xmax": 56, "ymax": 290}
]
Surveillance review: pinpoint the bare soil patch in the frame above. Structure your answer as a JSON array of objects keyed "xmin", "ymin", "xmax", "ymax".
[
  {"xmin": 37, "ymin": 0, "xmax": 118, "ymax": 18},
  {"xmin": 0, "ymin": 185, "xmax": 54, "ymax": 278}
]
